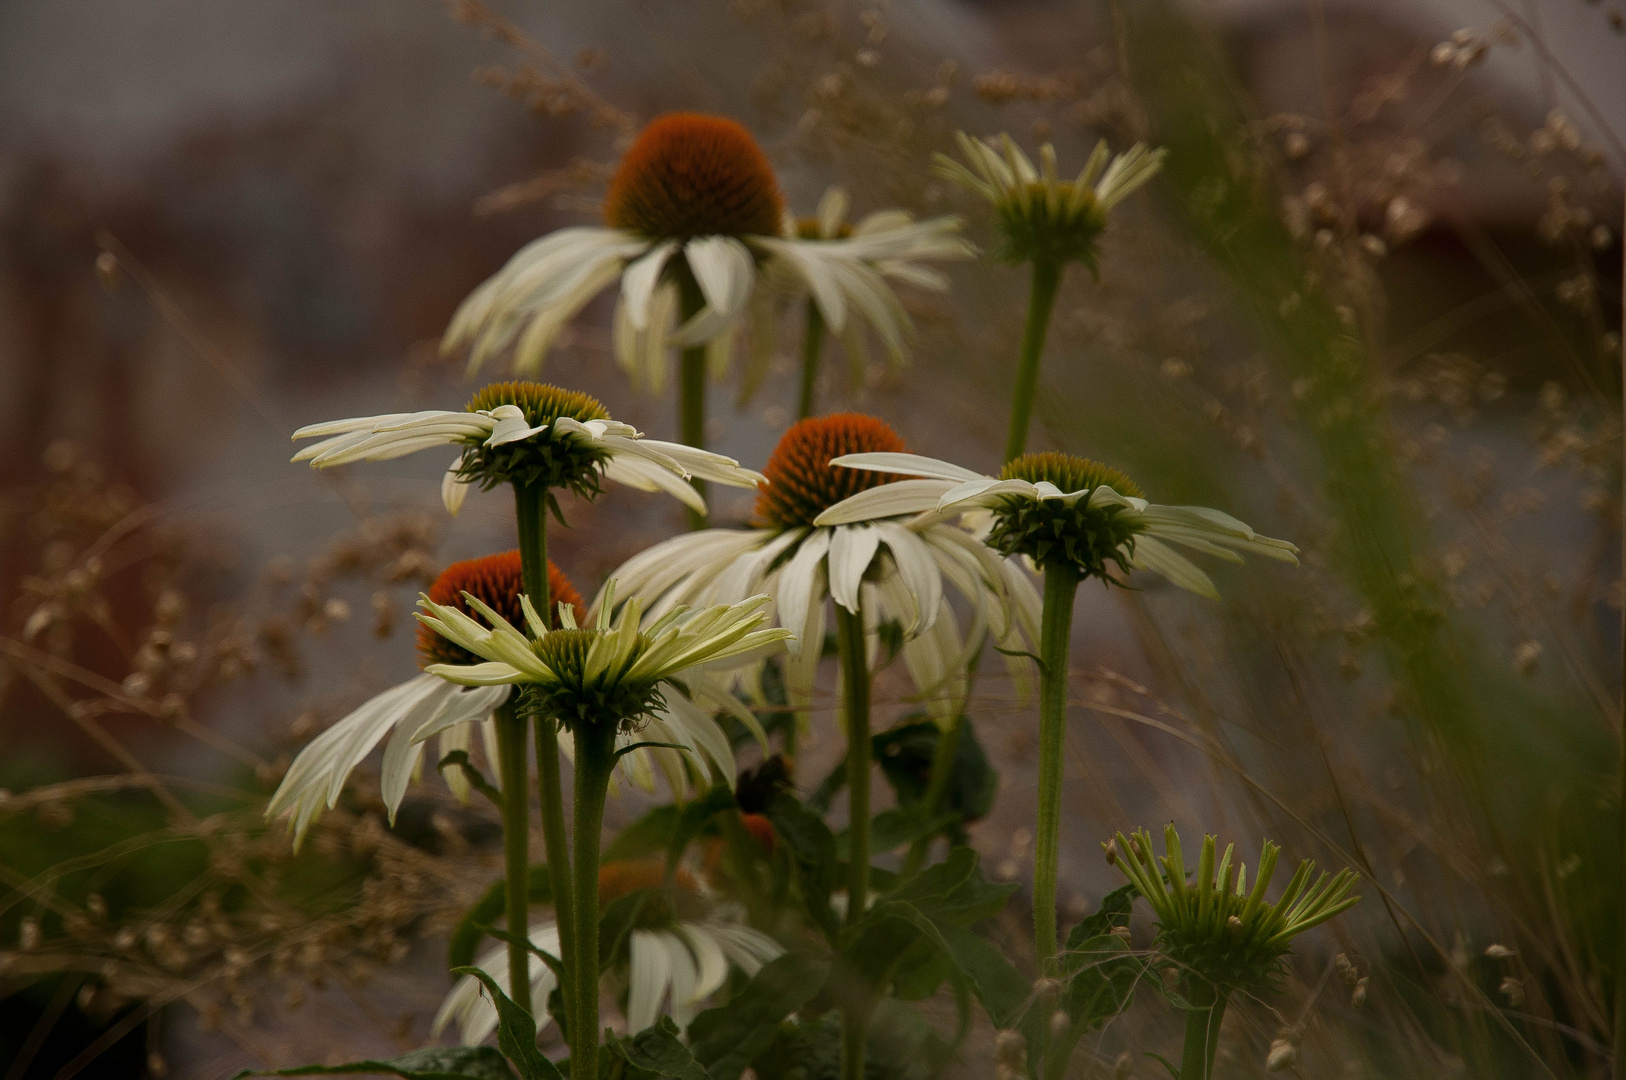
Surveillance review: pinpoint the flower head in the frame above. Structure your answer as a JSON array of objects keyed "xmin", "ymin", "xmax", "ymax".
[
  {"xmin": 266, "ymin": 553, "xmax": 582, "ymax": 847},
  {"xmin": 817, "ymin": 451, "xmax": 1298, "ymax": 599},
  {"xmin": 603, "ymin": 416, "xmax": 1039, "ymax": 721},
  {"xmin": 605, "ymin": 113, "xmax": 785, "ymax": 239},
  {"xmin": 416, "ymin": 550, "xmax": 584, "ymax": 668},
  {"xmin": 934, "ymin": 132, "xmax": 1165, "ymax": 270},
  {"xmin": 416, "ymin": 584, "xmax": 792, "ymax": 733},
  {"xmin": 754, "ymin": 413, "xmax": 907, "ymax": 528},
  {"xmin": 291, "ymin": 380, "xmax": 764, "ymax": 517},
  {"xmin": 441, "ymin": 113, "xmax": 967, "ymax": 390},
  {"xmin": 435, "ymin": 859, "xmax": 782, "ymax": 1044},
  {"xmin": 1108, "ymin": 825, "xmax": 1360, "ymax": 994}
]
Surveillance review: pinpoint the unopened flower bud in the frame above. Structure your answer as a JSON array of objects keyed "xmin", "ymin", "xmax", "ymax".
[
  {"xmin": 1226, "ymin": 915, "xmax": 1243, "ymax": 932},
  {"xmin": 1484, "ymin": 943, "xmax": 1516, "ymax": 960},
  {"xmin": 1499, "ymin": 976, "xmax": 1524, "ymax": 1006},
  {"xmin": 1351, "ymin": 976, "xmax": 1368, "ymax": 1007},
  {"xmin": 1049, "ymin": 1009, "xmax": 1071, "ymax": 1039},
  {"xmin": 994, "ymin": 1029, "xmax": 1027, "ymax": 1070}
]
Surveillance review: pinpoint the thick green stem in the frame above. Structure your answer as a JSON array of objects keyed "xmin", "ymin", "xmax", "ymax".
[
  {"xmin": 1178, "ymin": 981, "xmax": 1229, "ymax": 1080},
  {"xmin": 835, "ymin": 603, "xmax": 871, "ymax": 1080},
  {"xmin": 493, "ymin": 700, "xmax": 532, "ymax": 1016},
  {"xmin": 677, "ymin": 266, "xmax": 708, "ymax": 530},
  {"xmin": 797, "ymin": 301, "xmax": 825, "ymax": 421},
  {"xmin": 513, "ymin": 482, "xmax": 575, "ymax": 1026},
  {"xmin": 570, "ymin": 722, "xmax": 616, "ymax": 1080},
  {"xmin": 535, "ymin": 712, "xmax": 576, "ymax": 1029},
  {"xmin": 513, "ymin": 481, "xmax": 551, "ymax": 624},
  {"xmin": 1033, "ymin": 565, "xmax": 1079, "ymax": 976},
  {"xmin": 1004, "ymin": 259, "xmax": 1063, "ymax": 464}
]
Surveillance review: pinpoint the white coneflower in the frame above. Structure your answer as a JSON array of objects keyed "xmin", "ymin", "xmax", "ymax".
[
  {"xmin": 434, "ymin": 861, "xmax": 781, "ymax": 1044},
  {"xmin": 934, "ymin": 132, "xmax": 1165, "ymax": 273},
  {"xmin": 824, "ymin": 448, "xmax": 1298, "ymax": 1009},
  {"xmin": 263, "ymin": 552, "xmax": 583, "ymax": 847},
  {"xmin": 934, "ymin": 131, "xmax": 1167, "ymax": 463},
  {"xmin": 763, "ymin": 186, "xmax": 974, "ymax": 417},
  {"xmin": 817, "ymin": 450, "xmax": 1299, "ymax": 599},
  {"xmin": 600, "ymin": 414, "xmax": 1039, "ymax": 721},
  {"xmin": 416, "ymin": 575, "xmax": 787, "ymax": 1080},
  {"xmin": 443, "ymin": 114, "xmax": 965, "ymax": 393},
  {"xmin": 292, "ymin": 381, "xmax": 763, "ymax": 517}
]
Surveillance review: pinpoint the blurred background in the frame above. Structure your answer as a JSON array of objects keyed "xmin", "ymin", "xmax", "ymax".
[{"xmin": 0, "ymin": 0, "xmax": 1622, "ymax": 1076}]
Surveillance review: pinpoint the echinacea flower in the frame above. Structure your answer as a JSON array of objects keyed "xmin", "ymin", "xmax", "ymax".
[
  {"xmin": 264, "ymin": 552, "xmax": 584, "ymax": 847},
  {"xmin": 934, "ymin": 132, "xmax": 1165, "ymax": 272},
  {"xmin": 292, "ymin": 381, "xmax": 764, "ymax": 517},
  {"xmin": 817, "ymin": 451, "xmax": 1299, "ymax": 599},
  {"xmin": 599, "ymin": 415, "xmax": 1039, "ymax": 721},
  {"xmin": 434, "ymin": 860, "xmax": 782, "ymax": 1044},
  {"xmin": 442, "ymin": 113, "xmax": 963, "ymax": 397},
  {"xmin": 1108, "ymin": 825, "xmax": 1361, "ymax": 995},
  {"xmin": 750, "ymin": 186, "xmax": 974, "ymax": 410}
]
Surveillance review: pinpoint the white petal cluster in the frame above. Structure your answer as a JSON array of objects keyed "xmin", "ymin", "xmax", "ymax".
[
  {"xmin": 818, "ymin": 453, "xmax": 1299, "ymax": 600},
  {"xmin": 434, "ymin": 909, "xmax": 781, "ymax": 1045},
  {"xmin": 414, "ymin": 586, "xmax": 793, "ymax": 694},
  {"xmin": 440, "ymin": 207, "xmax": 969, "ymax": 395},
  {"xmin": 264, "ymin": 673, "xmax": 509, "ymax": 847},
  {"xmin": 935, "ymin": 132, "xmax": 1167, "ymax": 218},
  {"xmin": 600, "ymin": 505, "xmax": 1039, "ymax": 722},
  {"xmin": 291, "ymin": 404, "xmax": 764, "ymax": 516}
]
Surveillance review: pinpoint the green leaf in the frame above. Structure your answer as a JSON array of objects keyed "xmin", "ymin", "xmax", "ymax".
[
  {"xmin": 603, "ymin": 805, "xmax": 681, "ymax": 864},
  {"xmin": 1059, "ymin": 935, "xmax": 1140, "ymax": 1029},
  {"xmin": 231, "ymin": 1047, "xmax": 516, "ymax": 1080},
  {"xmin": 610, "ymin": 1017, "xmax": 712, "ymax": 1080},
  {"xmin": 834, "ymin": 807, "xmax": 957, "ymax": 859},
  {"xmin": 883, "ymin": 847, "xmax": 1016, "ymax": 927},
  {"xmin": 687, "ymin": 953, "xmax": 832, "ymax": 1080},
  {"xmin": 764, "ymin": 792, "xmax": 839, "ymax": 941},
  {"xmin": 1063, "ymin": 882, "xmax": 1136, "ymax": 948},
  {"xmin": 881, "ymin": 903, "xmax": 1030, "ymax": 1030},
  {"xmin": 665, "ymin": 785, "xmax": 739, "ymax": 869},
  {"xmin": 451, "ymin": 967, "xmax": 564, "ymax": 1080},
  {"xmin": 448, "ymin": 868, "xmax": 555, "ymax": 975}
]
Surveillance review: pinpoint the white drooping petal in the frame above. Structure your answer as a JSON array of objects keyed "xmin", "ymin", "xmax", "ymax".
[
  {"xmin": 875, "ymin": 522, "xmax": 942, "ymax": 635},
  {"xmin": 433, "ymin": 922, "xmax": 563, "ymax": 1045},
  {"xmin": 684, "ymin": 235, "xmax": 756, "ymax": 322},
  {"xmin": 621, "ymin": 240, "xmax": 680, "ymax": 331},
  {"xmin": 814, "ymin": 479, "xmax": 955, "ymax": 526},
  {"xmin": 776, "ymin": 529, "xmax": 831, "ymax": 659},
  {"xmin": 441, "ymin": 453, "xmax": 472, "ymax": 515},
  {"xmin": 827, "ymin": 523, "xmax": 881, "ymax": 615},
  {"xmin": 627, "ymin": 929, "xmax": 675, "ymax": 1036},
  {"xmin": 1129, "ymin": 535, "xmax": 1218, "ymax": 600}
]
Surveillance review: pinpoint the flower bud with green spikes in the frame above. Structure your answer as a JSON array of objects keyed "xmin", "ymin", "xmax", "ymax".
[{"xmin": 1107, "ymin": 825, "xmax": 1360, "ymax": 1080}]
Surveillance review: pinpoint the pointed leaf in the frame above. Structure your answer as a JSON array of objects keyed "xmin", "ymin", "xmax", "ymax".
[
  {"xmin": 610, "ymin": 1017, "xmax": 713, "ymax": 1080},
  {"xmin": 452, "ymin": 967, "xmax": 564, "ymax": 1080},
  {"xmin": 231, "ymin": 1048, "xmax": 516, "ymax": 1080},
  {"xmin": 688, "ymin": 953, "xmax": 832, "ymax": 1080}
]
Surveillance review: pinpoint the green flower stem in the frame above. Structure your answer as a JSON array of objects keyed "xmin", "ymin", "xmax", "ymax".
[
  {"xmin": 1178, "ymin": 980, "xmax": 1229, "ymax": 1080},
  {"xmin": 534, "ymin": 711, "xmax": 575, "ymax": 1029},
  {"xmin": 570, "ymin": 721, "xmax": 617, "ymax": 1080},
  {"xmin": 796, "ymin": 300, "xmax": 825, "ymax": 421},
  {"xmin": 514, "ymin": 481, "xmax": 576, "ymax": 1024},
  {"xmin": 835, "ymin": 602, "xmax": 872, "ymax": 1080},
  {"xmin": 1004, "ymin": 258, "xmax": 1063, "ymax": 464},
  {"xmin": 677, "ymin": 266, "xmax": 708, "ymax": 531},
  {"xmin": 1033, "ymin": 563, "xmax": 1080, "ymax": 976},
  {"xmin": 493, "ymin": 699, "xmax": 532, "ymax": 1017}
]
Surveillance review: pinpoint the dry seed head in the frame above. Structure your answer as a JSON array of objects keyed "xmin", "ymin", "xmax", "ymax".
[{"xmin": 605, "ymin": 113, "xmax": 784, "ymax": 239}]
